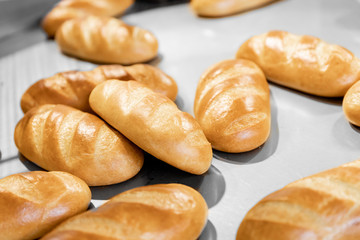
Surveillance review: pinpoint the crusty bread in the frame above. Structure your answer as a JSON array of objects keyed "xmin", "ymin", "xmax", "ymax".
[
  {"xmin": 237, "ymin": 159, "xmax": 360, "ymax": 239},
  {"xmin": 42, "ymin": 183, "xmax": 208, "ymax": 240},
  {"xmin": 42, "ymin": 0, "xmax": 134, "ymax": 37},
  {"xmin": 343, "ymin": 80, "xmax": 360, "ymax": 127},
  {"xmin": 55, "ymin": 15, "xmax": 158, "ymax": 65},
  {"xmin": 14, "ymin": 104, "xmax": 144, "ymax": 186},
  {"xmin": 190, "ymin": 0, "xmax": 274, "ymax": 17},
  {"xmin": 89, "ymin": 80, "xmax": 213, "ymax": 175},
  {"xmin": 20, "ymin": 64, "xmax": 177, "ymax": 113},
  {"xmin": 236, "ymin": 30, "xmax": 360, "ymax": 97},
  {"xmin": 194, "ymin": 59, "xmax": 271, "ymax": 152},
  {"xmin": 0, "ymin": 171, "xmax": 91, "ymax": 240}
]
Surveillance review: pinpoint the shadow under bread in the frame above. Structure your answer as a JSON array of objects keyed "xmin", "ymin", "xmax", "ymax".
[
  {"xmin": 91, "ymin": 152, "xmax": 225, "ymax": 208},
  {"xmin": 199, "ymin": 220, "xmax": 217, "ymax": 240},
  {"xmin": 19, "ymin": 153, "xmax": 44, "ymax": 171}
]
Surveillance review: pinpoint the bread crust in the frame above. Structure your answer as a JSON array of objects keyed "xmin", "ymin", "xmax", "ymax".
[
  {"xmin": 42, "ymin": 184, "xmax": 208, "ymax": 240},
  {"xmin": 14, "ymin": 104, "xmax": 144, "ymax": 186},
  {"xmin": 42, "ymin": 0, "xmax": 134, "ymax": 37},
  {"xmin": 190, "ymin": 0, "xmax": 274, "ymax": 17},
  {"xmin": 55, "ymin": 15, "xmax": 158, "ymax": 65},
  {"xmin": 0, "ymin": 171, "xmax": 91, "ymax": 240},
  {"xmin": 89, "ymin": 80, "xmax": 213, "ymax": 175},
  {"xmin": 194, "ymin": 59, "xmax": 271, "ymax": 152},
  {"xmin": 343, "ymin": 80, "xmax": 360, "ymax": 126},
  {"xmin": 20, "ymin": 64, "xmax": 177, "ymax": 113},
  {"xmin": 236, "ymin": 30, "xmax": 360, "ymax": 97},
  {"xmin": 237, "ymin": 159, "xmax": 360, "ymax": 239}
]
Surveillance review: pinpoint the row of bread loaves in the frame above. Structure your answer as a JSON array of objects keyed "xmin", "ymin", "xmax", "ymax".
[
  {"xmin": 15, "ymin": 64, "xmax": 213, "ymax": 186},
  {"xmin": 232, "ymin": 31, "xmax": 360, "ymax": 238},
  {"xmin": 0, "ymin": 171, "xmax": 207, "ymax": 240},
  {"xmin": 193, "ymin": 30, "xmax": 360, "ymax": 152},
  {"xmin": 43, "ymin": 0, "xmax": 158, "ymax": 65}
]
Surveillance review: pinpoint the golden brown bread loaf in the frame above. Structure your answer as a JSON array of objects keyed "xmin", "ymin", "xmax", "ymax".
[
  {"xmin": 343, "ymin": 80, "xmax": 360, "ymax": 127},
  {"xmin": 20, "ymin": 64, "xmax": 177, "ymax": 113},
  {"xmin": 0, "ymin": 171, "xmax": 91, "ymax": 240},
  {"xmin": 42, "ymin": 0, "xmax": 134, "ymax": 37},
  {"xmin": 42, "ymin": 183, "xmax": 208, "ymax": 240},
  {"xmin": 55, "ymin": 15, "xmax": 158, "ymax": 65},
  {"xmin": 14, "ymin": 104, "xmax": 144, "ymax": 186},
  {"xmin": 236, "ymin": 30, "xmax": 360, "ymax": 97},
  {"xmin": 194, "ymin": 59, "xmax": 271, "ymax": 152},
  {"xmin": 89, "ymin": 80, "xmax": 213, "ymax": 175},
  {"xmin": 237, "ymin": 159, "xmax": 360, "ymax": 240},
  {"xmin": 190, "ymin": 0, "xmax": 274, "ymax": 17}
]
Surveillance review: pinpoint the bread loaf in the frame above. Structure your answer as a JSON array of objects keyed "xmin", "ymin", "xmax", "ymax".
[
  {"xmin": 343, "ymin": 80, "xmax": 360, "ymax": 127},
  {"xmin": 42, "ymin": 0, "xmax": 134, "ymax": 37},
  {"xmin": 42, "ymin": 183, "xmax": 208, "ymax": 240},
  {"xmin": 236, "ymin": 30, "xmax": 360, "ymax": 97},
  {"xmin": 194, "ymin": 59, "xmax": 271, "ymax": 152},
  {"xmin": 14, "ymin": 104, "xmax": 144, "ymax": 186},
  {"xmin": 89, "ymin": 80, "xmax": 213, "ymax": 175},
  {"xmin": 0, "ymin": 171, "xmax": 91, "ymax": 240},
  {"xmin": 237, "ymin": 159, "xmax": 360, "ymax": 239},
  {"xmin": 190, "ymin": 0, "xmax": 274, "ymax": 17},
  {"xmin": 55, "ymin": 15, "xmax": 158, "ymax": 65},
  {"xmin": 20, "ymin": 64, "xmax": 177, "ymax": 113}
]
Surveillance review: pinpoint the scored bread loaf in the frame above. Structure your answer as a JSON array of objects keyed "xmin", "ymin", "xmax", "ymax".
[
  {"xmin": 236, "ymin": 30, "xmax": 360, "ymax": 97},
  {"xmin": 89, "ymin": 80, "xmax": 213, "ymax": 175},
  {"xmin": 42, "ymin": 183, "xmax": 208, "ymax": 240},
  {"xmin": 55, "ymin": 15, "xmax": 158, "ymax": 65},
  {"xmin": 343, "ymin": 80, "xmax": 360, "ymax": 127},
  {"xmin": 0, "ymin": 171, "xmax": 91, "ymax": 240},
  {"xmin": 14, "ymin": 104, "xmax": 144, "ymax": 186},
  {"xmin": 237, "ymin": 159, "xmax": 360, "ymax": 239},
  {"xmin": 20, "ymin": 64, "xmax": 177, "ymax": 113},
  {"xmin": 190, "ymin": 0, "xmax": 274, "ymax": 17},
  {"xmin": 194, "ymin": 59, "xmax": 271, "ymax": 153},
  {"xmin": 42, "ymin": 0, "xmax": 134, "ymax": 37}
]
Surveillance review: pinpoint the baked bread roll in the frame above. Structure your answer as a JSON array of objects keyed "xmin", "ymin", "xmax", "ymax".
[
  {"xmin": 236, "ymin": 30, "xmax": 360, "ymax": 97},
  {"xmin": 190, "ymin": 0, "xmax": 274, "ymax": 17},
  {"xmin": 14, "ymin": 104, "xmax": 144, "ymax": 186},
  {"xmin": 237, "ymin": 159, "xmax": 360, "ymax": 239},
  {"xmin": 55, "ymin": 15, "xmax": 158, "ymax": 65},
  {"xmin": 42, "ymin": 183, "xmax": 208, "ymax": 240},
  {"xmin": 89, "ymin": 80, "xmax": 213, "ymax": 175},
  {"xmin": 343, "ymin": 80, "xmax": 360, "ymax": 126},
  {"xmin": 194, "ymin": 59, "xmax": 271, "ymax": 152},
  {"xmin": 20, "ymin": 64, "xmax": 177, "ymax": 113},
  {"xmin": 42, "ymin": 0, "xmax": 134, "ymax": 37},
  {"xmin": 0, "ymin": 171, "xmax": 91, "ymax": 240}
]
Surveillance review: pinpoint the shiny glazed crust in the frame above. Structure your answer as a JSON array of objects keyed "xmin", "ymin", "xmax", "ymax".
[
  {"xmin": 0, "ymin": 171, "xmax": 91, "ymax": 240},
  {"xmin": 237, "ymin": 159, "xmax": 360, "ymax": 239},
  {"xmin": 236, "ymin": 30, "xmax": 360, "ymax": 97},
  {"xmin": 343, "ymin": 80, "xmax": 360, "ymax": 126},
  {"xmin": 194, "ymin": 59, "xmax": 271, "ymax": 152},
  {"xmin": 20, "ymin": 64, "xmax": 177, "ymax": 113},
  {"xmin": 89, "ymin": 80, "xmax": 213, "ymax": 175},
  {"xmin": 42, "ymin": 0, "xmax": 134, "ymax": 37},
  {"xmin": 190, "ymin": 0, "xmax": 274, "ymax": 17},
  {"xmin": 55, "ymin": 15, "xmax": 158, "ymax": 65},
  {"xmin": 14, "ymin": 104, "xmax": 144, "ymax": 186},
  {"xmin": 42, "ymin": 184, "xmax": 208, "ymax": 240}
]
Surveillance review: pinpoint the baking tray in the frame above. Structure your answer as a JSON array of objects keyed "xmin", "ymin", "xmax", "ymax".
[{"xmin": 1, "ymin": 0, "xmax": 360, "ymax": 239}]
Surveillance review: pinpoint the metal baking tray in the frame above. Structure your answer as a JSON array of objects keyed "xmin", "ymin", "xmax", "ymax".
[{"xmin": 1, "ymin": 0, "xmax": 360, "ymax": 239}]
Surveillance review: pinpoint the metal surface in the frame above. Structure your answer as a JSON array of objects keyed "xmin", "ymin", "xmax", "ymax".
[{"xmin": 1, "ymin": 0, "xmax": 360, "ymax": 239}]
